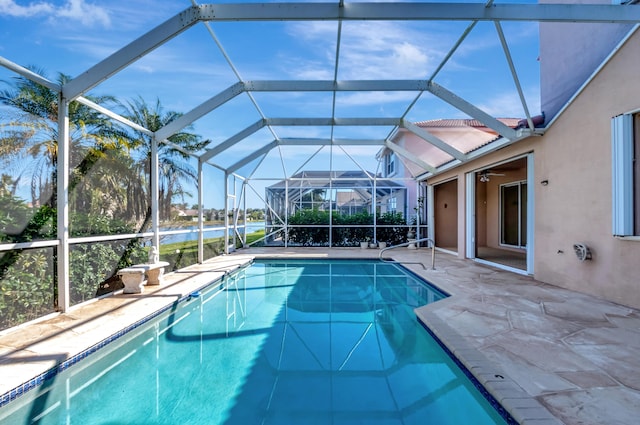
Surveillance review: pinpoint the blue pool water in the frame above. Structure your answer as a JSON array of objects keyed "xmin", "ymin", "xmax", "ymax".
[{"xmin": 0, "ymin": 259, "xmax": 511, "ymax": 424}]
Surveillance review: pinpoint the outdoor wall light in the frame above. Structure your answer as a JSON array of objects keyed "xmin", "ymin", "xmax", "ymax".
[{"xmin": 540, "ymin": 179, "xmax": 549, "ymax": 186}]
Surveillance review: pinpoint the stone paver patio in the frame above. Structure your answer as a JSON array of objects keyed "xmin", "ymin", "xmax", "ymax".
[{"xmin": 1, "ymin": 247, "xmax": 639, "ymax": 424}]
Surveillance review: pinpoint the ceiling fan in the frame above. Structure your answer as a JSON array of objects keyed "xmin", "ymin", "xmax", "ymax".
[{"xmin": 478, "ymin": 169, "xmax": 505, "ymax": 183}]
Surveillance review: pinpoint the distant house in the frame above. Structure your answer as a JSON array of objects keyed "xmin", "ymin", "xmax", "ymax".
[
  {"xmin": 264, "ymin": 170, "xmax": 408, "ymax": 245},
  {"xmin": 266, "ymin": 170, "xmax": 407, "ymax": 217},
  {"xmin": 172, "ymin": 208, "xmax": 199, "ymax": 221},
  {"xmin": 382, "ymin": 13, "xmax": 640, "ymax": 309}
]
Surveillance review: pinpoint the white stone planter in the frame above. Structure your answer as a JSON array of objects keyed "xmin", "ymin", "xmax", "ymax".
[
  {"xmin": 369, "ymin": 242, "xmax": 378, "ymax": 249},
  {"xmin": 378, "ymin": 241, "xmax": 387, "ymax": 249},
  {"xmin": 360, "ymin": 241, "xmax": 369, "ymax": 249}
]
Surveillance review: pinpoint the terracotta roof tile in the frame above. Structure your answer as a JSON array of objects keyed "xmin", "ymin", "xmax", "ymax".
[{"xmin": 413, "ymin": 118, "xmax": 521, "ymax": 130}]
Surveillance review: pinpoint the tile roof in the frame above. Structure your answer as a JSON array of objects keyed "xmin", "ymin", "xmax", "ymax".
[
  {"xmin": 394, "ymin": 118, "xmax": 525, "ymax": 174},
  {"xmin": 414, "ymin": 118, "xmax": 522, "ymax": 130}
]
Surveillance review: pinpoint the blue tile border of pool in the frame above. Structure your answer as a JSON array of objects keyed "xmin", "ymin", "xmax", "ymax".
[
  {"xmin": 387, "ymin": 262, "xmax": 518, "ymax": 424},
  {"xmin": 417, "ymin": 319, "xmax": 519, "ymax": 425},
  {"xmin": 0, "ymin": 275, "xmax": 229, "ymax": 409}
]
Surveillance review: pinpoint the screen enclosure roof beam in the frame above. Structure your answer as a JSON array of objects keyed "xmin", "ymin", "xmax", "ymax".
[
  {"xmin": 198, "ymin": 3, "xmax": 640, "ymax": 23},
  {"xmin": 278, "ymin": 138, "xmax": 386, "ymax": 146},
  {"xmin": 401, "ymin": 119, "xmax": 467, "ymax": 161},
  {"xmin": 384, "ymin": 141, "xmax": 436, "ymax": 174},
  {"xmin": 63, "ymin": 7, "xmax": 202, "ymax": 100}
]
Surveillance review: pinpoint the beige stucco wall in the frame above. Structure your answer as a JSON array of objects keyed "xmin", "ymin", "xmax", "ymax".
[
  {"xmin": 533, "ymin": 29, "xmax": 640, "ymax": 308},
  {"xmin": 426, "ymin": 29, "xmax": 640, "ymax": 309}
]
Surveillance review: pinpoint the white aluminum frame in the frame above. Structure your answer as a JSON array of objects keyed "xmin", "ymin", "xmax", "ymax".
[{"xmin": 0, "ymin": 2, "xmax": 636, "ymax": 311}]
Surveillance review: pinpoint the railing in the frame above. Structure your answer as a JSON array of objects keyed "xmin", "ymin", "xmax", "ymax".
[{"xmin": 379, "ymin": 237, "xmax": 436, "ymax": 270}]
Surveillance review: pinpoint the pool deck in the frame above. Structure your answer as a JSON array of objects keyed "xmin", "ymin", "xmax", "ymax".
[{"xmin": 1, "ymin": 247, "xmax": 639, "ymax": 425}]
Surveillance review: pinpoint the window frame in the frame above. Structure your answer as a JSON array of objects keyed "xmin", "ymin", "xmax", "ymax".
[
  {"xmin": 611, "ymin": 112, "xmax": 639, "ymax": 237},
  {"xmin": 385, "ymin": 152, "xmax": 396, "ymax": 177},
  {"xmin": 499, "ymin": 180, "xmax": 527, "ymax": 248}
]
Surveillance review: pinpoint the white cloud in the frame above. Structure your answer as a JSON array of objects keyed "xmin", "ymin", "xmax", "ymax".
[
  {"xmin": 286, "ymin": 21, "xmax": 451, "ymax": 81},
  {"xmin": 0, "ymin": 0, "xmax": 53, "ymax": 16},
  {"xmin": 0, "ymin": 0, "xmax": 110, "ymax": 27},
  {"xmin": 55, "ymin": 0, "xmax": 110, "ymax": 27},
  {"xmin": 477, "ymin": 88, "xmax": 541, "ymax": 118},
  {"xmin": 336, "ymin": 90, "xmax": 415, "ymax": 107}
]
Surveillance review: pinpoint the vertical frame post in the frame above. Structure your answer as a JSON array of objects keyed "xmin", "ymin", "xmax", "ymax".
[
  {"xmin": 151, "ymin": 136, "xmax": 160, "ymax": 250},
  {"xmin": 224, "ymin": 172, "xmax": 229, "ymax": 254},
  {"xmin": 57, "ymin": 94, "xmax": 70, "ymax": 312},
  {"xmin": 465, "ymin": 171, "xmax": 476, "ymax": 259},
  {"xmin": 284, "ymin": 179, "xmax": 289, "ymax": 248},
  {"xmin": 198, "ymin": 159, "xmax": 204, "ymax": 264}
]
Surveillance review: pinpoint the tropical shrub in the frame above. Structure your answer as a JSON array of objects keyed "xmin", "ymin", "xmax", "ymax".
[
  {"xmin": 0, "ymin": 248, "xmax": 55, "ymax": 330},
  {"xmin": 0, "ymin": 204, "xmax": 149, "ymax": 328},
  {"xmin": 0, "ymin": 198, "xmax": 55, "ymax": 243},
  {"xmin": 286, "ymin": 210, "xmax": 407, "ymax": 247},
  {"xmin": 69, "ymin": 239, "xmax": 148, "ymax": 305},
  {"xmin": 331, "ymin": 212, "xmax": 374, "ymax": 246},
  {"xmin": 376, "ymin": 212, "xmax": 408, "ymax": 246},
  {"xmin": 287, "ymin": 209, "xmax": 330, "ymax": 246}
]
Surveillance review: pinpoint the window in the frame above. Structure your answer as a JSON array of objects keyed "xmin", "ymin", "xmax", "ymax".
[
  {"xmin": 387, "ymin": 196, "xmax": 397, "ymax": 213},
  {"xmin": 611, "ymin": 113, "xmax": 640, "ymax": 236},
  {"xmin": 500, "ymin": 181, "xmax": 527, "ymax": 247},
  {"xmin": 385, "ymin": 152, "xmax": 396, "ymax": 176}
]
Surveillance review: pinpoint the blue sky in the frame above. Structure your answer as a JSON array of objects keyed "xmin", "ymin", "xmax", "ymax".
[{"xmin": 0, "ymin": 0, "xmax": 541, "ymax": 208}]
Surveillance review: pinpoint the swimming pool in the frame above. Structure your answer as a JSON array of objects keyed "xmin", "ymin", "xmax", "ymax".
[{"xmin": 0, "ymin": 259, "xmax": 513, "ymax": 424}]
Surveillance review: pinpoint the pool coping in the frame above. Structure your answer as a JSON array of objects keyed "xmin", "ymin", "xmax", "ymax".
[{"xmin": 415, "ymin": 307, "xmax": 562, "ymax": 425}]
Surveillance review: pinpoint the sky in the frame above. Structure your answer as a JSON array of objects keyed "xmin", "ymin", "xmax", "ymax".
[{"xmin": 0, "ymin": 0, "xmax": 542, "ymax": 208}]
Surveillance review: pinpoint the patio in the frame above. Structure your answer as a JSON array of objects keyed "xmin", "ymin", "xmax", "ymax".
[{"xmin": 1, "ymin": 248, "xmax": 638, "ymax": 425}]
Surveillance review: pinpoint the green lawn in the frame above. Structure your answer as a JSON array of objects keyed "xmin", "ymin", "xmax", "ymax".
[{"xmin": 159, "ymin": 230, "xmax": 265, "ymax": 270}]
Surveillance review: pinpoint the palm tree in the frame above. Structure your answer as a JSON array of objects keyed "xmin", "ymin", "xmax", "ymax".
[
  {"xmin": 0, "ymin": 68, "xmax": 131, "ymax": 212},
  {"xmin": 120, "ymin": 97, "xmax": 209, "ymax": 224},
  {"xmin": 0, "ymin": 69, "xmax": 134, "ymax": 284}
]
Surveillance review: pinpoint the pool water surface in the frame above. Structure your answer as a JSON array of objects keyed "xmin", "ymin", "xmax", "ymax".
[{"xmin": 0, "ymin": 259, "xmax": 512, "ymax": 424}]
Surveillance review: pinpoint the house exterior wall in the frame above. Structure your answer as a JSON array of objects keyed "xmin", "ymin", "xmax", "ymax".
[
  {"xmin": 427, "ymin": 28, "xmax": 640, "ymax": 309},
  {"xmin": 387, "ymin": 134, "xmax": 419, "ymax": 220},
  {"xmin": 533, "ymin": 28, "xmax": 640, "ymax": 308},
  {"xmin": 539, "ymin": 0, "xmax": 632, "ymax": 121}
]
